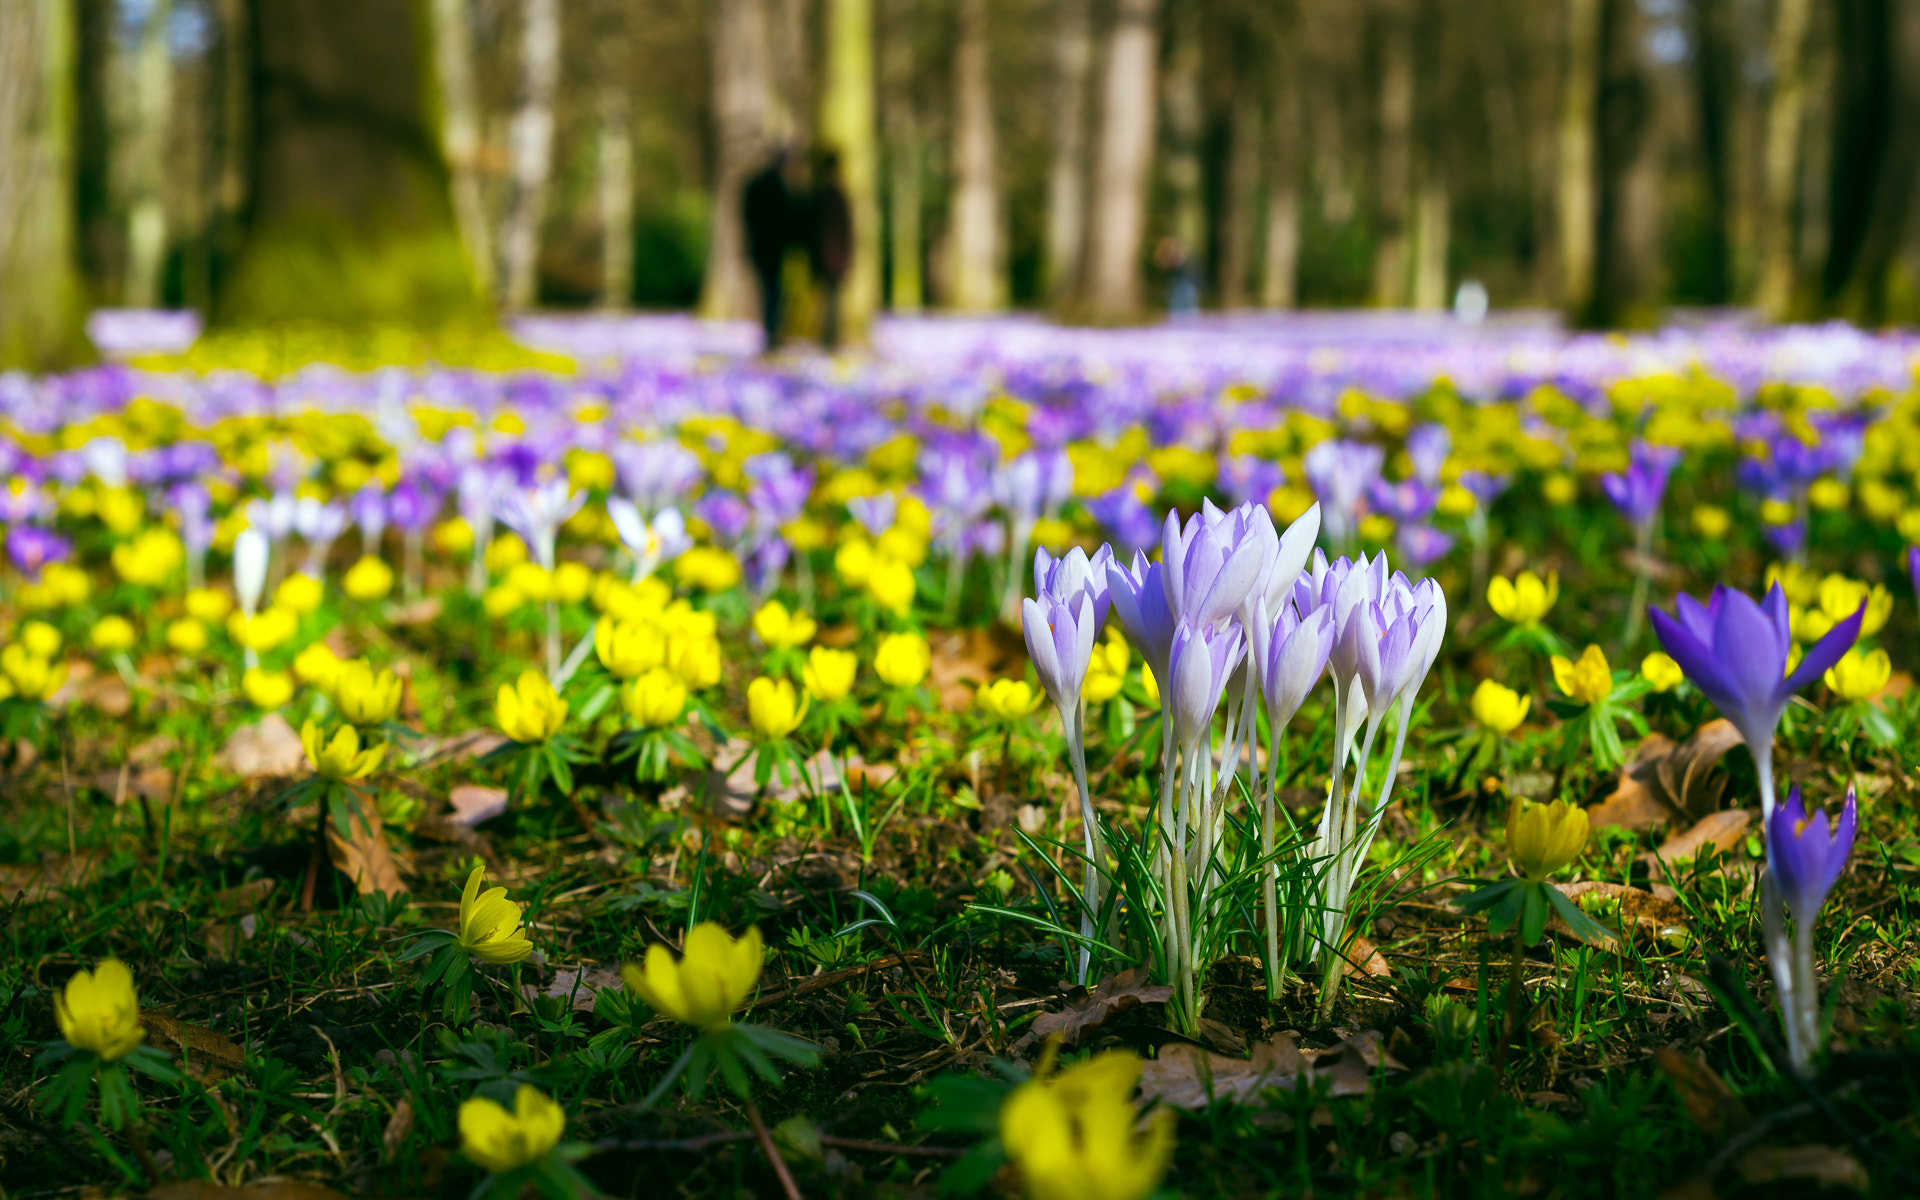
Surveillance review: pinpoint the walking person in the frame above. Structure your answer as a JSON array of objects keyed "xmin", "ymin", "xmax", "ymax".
[
  {"xmin": 743, "ymin": 148, "xmax": 794, "ymax": 353},
  {"xmin": 809, "ymin": 151, "xmax": 853, "ymax": 350}
]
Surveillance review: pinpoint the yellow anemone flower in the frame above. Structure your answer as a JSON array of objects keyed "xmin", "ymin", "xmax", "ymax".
[
  {"xmin": 620, "ymin": 922, "xmax": 763, "ymax": 1032},
  {"xmin": 1507, "ymin": 799, "xmax": 1589, "ymax": 881},
  {"xmin": 1825, "ymin": 647, "xmax": 1891, "ymax": 702},
  {"xmin": 666, "ymin": 631, "xmax": 723, "ymax": 689},
  {"xmin": 342, "ymin": 555, "xmax": 394, "ymax": 601},
  {"xmin": 1550, "ymin": 644, "xmax": 1612, "ymax": 705},
  {"xmin": 595, "ymin": 615, "xmax": 667, "ymax": 679},
  {"xmin": 88, "ymin": 616, "xmax": 137, "ymax": 654},
  {"xmin": 747, "ymin": 676, "xmax": 808, "ymax": 739},
  {"xmin": 1469, "ymin": 679, "xmax": 1529, "ymax": 734},
  {"xmin": 1000, "ymin": 1050, "xmax": 1175, "ymax": 1200},
  {"xmin": 802, "ymin": 646, "xmax": 858, "ymax": 703},
  {"xmin": 300, "ymin": 719, "xmax": 387, "ymax": 782},
  {"xmin": 977, "ymin": 678, "xmax": 1043, "ymax": 719},
  {"xmin": 334, "ymin": 659, "xmax": 403, "ymax": 726},
  {"xmin": 867, "ymin": 557, "xmax": 917, "ymax": 617},
  {"xmin": 873, "ymin": 632, "xmax": 931, "ymax": 689},
  {"xmin": 54, "ymin": 959, "xmax": 145, "ymax": 1061},
  {"xmin": 1641, "ymin": 651, "xmax": 1685, "ymax": 693},
  {"xmin": 496, "ymin": 670, "xmax": 567, "ymax": 743},
  {"xmin": 1486, "ymin": 570, "xmax": 1558, "ymax": 626},
  {"xmin": 625, "ymin": 667, "xmax": 687, "ymax": 729},
  {"xmin": 459, "ymin": 1084, "xmax": 564, "ymax": 1173},
  {"xmin": 751, "ymin": 600, "xmax": 818, "ymax": 651},
  {"xmin": 241, "ymin": 667, "xmax": 294, "ymax": 709},
  {"xmin": 455, "ymin": 866, "xmax": 534, "ymax": 964}
]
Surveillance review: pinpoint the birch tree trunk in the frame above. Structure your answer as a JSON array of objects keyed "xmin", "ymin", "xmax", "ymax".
[
  {"xmin": 1755, "ymin": 0, "xmax": 1811, "ymax": 317},
  {"xmin": 1082, "ymin": 0, "xmax": 1162, "ymax": 323},
  {"xmin": 1218, "ymin": 85, "xmax": 1260, "ymax": 310},
  {"xmin": 882, "ymin": 0, "xmax": 922, "ymax": 311},
  {"xmin": 217, "ymin": 0, "xmax": 480, "ymax": 327},
  {"xmin": 818, "ymin": 0, "xmax": 882, "ymax": 343},
  {"xmin": 599, "ymin": 87, "xmax": 633, "ymax": 310},
  {"xmin": 0, "ymin": 0, "xmax": 90, "ymax": 368},
  {"xmin": 1162, "ymin": 1, "xmax": 1204, "ymax": 294},
  {"xmin": 123, "ymin": 0, "xmax": 172, "ymax": 307},
  {"xmin": 700, "ymin": 0, "xmax": 772, "ymax": 322},
  {"xmin": 948, "ymin": 0, "xmax": 1004, "ymax": 310},
  {"xmin": 1371, "ymin": 2, "xmax": 1414, "ymax": 307},
  {"xmin": 431, "ymin": 0, "xmax": 493, "ymax": 302},
  {"xmin": 1043, "ymin": 0, "xmax": 1092, "ymax": 306},
  {"xmin": 500, "ymin": 0, "xmax": 559, "ymax": 311},
  {"xmin": 1260, "ymin": 41, "xmax": 1300, "ymax": 310},
  {"xmin": 1411, "ymin": 169, "xmax": 1449, "ymax": 309},
  {"xmin": 1558, "ymin": 0, "xmax": 1601, "ymax": 315}
]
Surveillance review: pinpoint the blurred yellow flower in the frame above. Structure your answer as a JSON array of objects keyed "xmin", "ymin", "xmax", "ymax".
[
  {"xmin": 1825, "ymin": 647, "xmax": 1891, "ymax": 702},
  {"xmin": 1690, "ymin": 504, "xmax": 1731, "ymax": 540},
  {"xmin": 486, "ymin": 533, "xmax": 530, "ymax": 573},
  {"xmin": 184, "ymin": 587, "xmax": 233, "ymax": 622},
  {"xmin": 482, "ymin": 585, "xmax": 524, "ymax": 618},
  {"xmin": 88, "ymin": 616, "xmax": 136, "ymax": 655},
  {"xmin": 834, "ymin": 537, "xmax": 875, "ymax": 586},
  {"xmin": 496, "ymin": 670, "xmax": 567, "ymax": 743},
  {"xmin": 1081, "ymin": 632, "xmax": 1130, "ymax": 704},
  {"xmin": 433, "ymin": 517, "xmax": 475, "ymax": 556},
  {"xmin": 1551, "ymin": 645, "xmax": 1612, "ymax": 705},
  {"xmin": 1358, "ymin": 513, "xmax": 1394, "ymax": 544},
  {"xmin": 752, "ymin": 601, "xmax": 817, "ymax": 651},
  {"xmin": 342, "ymin": 555, "xmax": 394, "ymax": 601},
  {"xmin": 241, "ymin": 667, "xmax": 295, "ymax": 709},
  {"xmin": 21, "ymin": 620, "xmax": 62, "ymax": 658},
  {"xmin": 667, "ymin": 631, "xmax": 722, "ymax": 689},
  {"xmin": 977, "ymin": 678, "xmax": 1042, "ymax": 719},
  {"xmin": 1436, "ymin": 483, "xmax": 1477, "ymax": 518},
  {"xmin": 1487, "ymin": 570, "xmax": 1557, "ymax": 626},
  {"xmin": 1807, "ymin": 478, "xmax": 1850, "ymax": 512},
  {"xmin": 459, "ymin": 1085, "xmax": 564, "ymax": 1174},
  {"xmin": 1141, "ymin": 661, "xmax": 1161, "ymax": 707},
  {"xmin": 874, "ymin": 632, "xmax": 931, "ymax": 689},
  {"xmin": 802, "ymin": 646, "xmax": 858, "ymax": 703},
  {"xmin": 867, "ymin": 557, "xmax": 916, "ymax": 616},
  {"xmin": 227, "ymin": 606, "xmax": 299, "ymax": 653},
  {"xmin": 595, "ymin": 616, "xmax": 666, "ymax": 678},
  {"xmin": 300, "ymin": 719, "xmax": 386, "ymax": 782},
  {"xmin": 293, "ymin": 641, "xmax": 343, "ymax": 692},
  {"xmin": 1760, "ymin": 498, "xmax": 1796, "ymax": 526},
  {"xmin": 552, "ymin": 561, "xmax": 593, "ymax": 604},
  {"xmin": 1469, "ymin": 680, "xmax": 1530, "ymax": 734},
  {"xmin": 1507, "ymin": 799, "xmax": 1588, "ymax": 881},
  {"xmin": 747, "ymin": 676, "xmax": 808, "ymax": 739},
  {"xmin": 111, "ymin": 528, "xmax": 184, "ymax": 587},
  {"xmin": 621, "ymin": 922, "xmax": 763, "ymax": 1032},
  {"xmin": 165, "ymin": 618, "xmax": 209, "ymax": 654},
  {"xmin": 876, "ymin": 526, "xmax": 928, "ymax": 568},
  {"xmin": 274, "ymin": 572, "xmax": 325, "ymax": 614},
  {"xmin": 54, "ymin": 959, "xmax": 145, "ymax": 1062},
  {"xmin": 676, "ymin": 547, "xmax": 742, "ymax": 591},
  {"xmin": 1000, "ymin": 1050, "xmax": 1175, "ymax": 1200},
  {"xmin": 1641, "ymin": 652, "xmax": 1685, "ymax": 692},
  {"xmin": 455, "ymin": 865, "xmax": 534, "ymax": 964},
  {"xmin": 335, "ymin": 660, "xmax": 402, "ymax": 725},
  {"xmin": 505, "ymin": 562, "xmax": 553, "ymax": 603},
  {"xmin": 96, "ymin": 488, "xmax": 146, "ymax": 536},
  {"xmin": 0, "ymin": 645, "xmax": 66, "ymax": 702},
  {"xmin": 1816, "ymin": 574, "xmax": 1892, "ymax": 637},
  {"xmin": 1542, "ymin": 474, "xmax": 1578, "ymax": 506},
  {"xmin": 625, "ymin": 667, "xmax": 687, "ymax": 729}
]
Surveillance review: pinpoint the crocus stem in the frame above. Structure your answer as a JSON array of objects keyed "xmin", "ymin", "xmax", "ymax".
[
  {"xmin": 1065, "ymin": 702, "xmax": 1099, "ymax": 985},
  {"xmin": 1760, "ymin": 869, "xmax": 1807, "ymax": 1074},
  {"xmin": 468, "ymin": 539, "xmax": 488, "ymax": 595},
  {"xmin": 1793, "ymin": 917, "xmax": 1819, "ymax": 1070},
  {"xmin": 545, "ymin": 599, "xmax": 561, "ymax": 679},
  {"xmin": 404, "ymin": 530, "xmax": 424, "ymax": 598},
  {"xmin": 1622, "ymin": 520, "xmax": 1653, "ymax": 649},
  {"xmin": 1263, "ymin": 738, "xmax": 1284, "ymax": 998}
]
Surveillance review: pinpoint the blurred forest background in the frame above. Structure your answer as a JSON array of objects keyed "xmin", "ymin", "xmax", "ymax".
[{"xmin": 5, "ymin": 0, "xmax": 1920, "ymax": 368}]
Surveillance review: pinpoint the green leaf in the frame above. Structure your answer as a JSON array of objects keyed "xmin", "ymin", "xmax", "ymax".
[
  {"xmin": 1519, "ymin": 883, "xmax": 1550, "ymax": 947},
  {"xmin": 1545, "ymin": 884, "xmax": 1621, "ymax": 948}
]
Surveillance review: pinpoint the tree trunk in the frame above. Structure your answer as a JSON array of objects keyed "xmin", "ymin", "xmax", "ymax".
[
  {"xmin": 948, "ymin": 0, "xmax": 1003, "ymax": 310},
  {"xmin": 1687, "ymin": 0, "xmax": 1734, "ymax": 304},
  {"xmin": 123, "ymin": 0, "xmax": 172, "ymax": 307},
  {"xmin": 1371, "ymin": 1, "xmax": 1414, "ymax": 307},
  {"xmin": 1218, "ymin": 83, "xmax": 1261, "ymax": 309},
  {"xmin": 771, "ymin": 0, "xmax": 812, "ymax": 147},
  {"xmin": 1557, "ymin": 0, "xmax": 1601, "ymax": 316},
  {"xmin": 1161, "ymin": 0, "xmax": 1204, "ymax": 298},
  {"xmin": 1820, "ymin": 0, "xmax": 1920, "ymax": 322},
  {"xmin": 1043, "ymin": 0, "xmax": 1092, "ymax": 306},
  {"xmin": 1755, "ymin": 0, "xmax": 1811, "ymax": 317},
  {"xmin": 430, "ymin": 0, "xmax": 493, "ymax": 303},
  {"xmin": 217, "ymin": 0, "xmax": 481, "ymax": 327},
  {"xmin": 882, "ymin": 0, "xmax": 922, "ymax": 311},
  {"xmin": 1260, "ymin": 41, "xmax": 1300, "ymax": 310},
  {"xmin": 1587, "ymin": 0, "xmax": 1661, "ymax": 326},
  {"xmin": 1082, "ymin": 0, "xmax": 1162, "ymax": 322},
  {"xmin": 700, "ymin": 0, "xmax": 772, "ymax": 322},
  {"xmin": 818, "ymin": 0, "xmax": 882, "ymax": 343},
  {"xmin": 500, "ymin": 0, "xmax": 559, "ymax": 310},
  {"xmin": 0, "ymin": 0, "xmax": 90, "ymax": 369},
  {"xmin": 598, "ymin": 87, "xmax": 633, "ymax": 310},
  {"xmin": 1411, "ymin": 168, "xmax": 1449, "ymax": 309}
]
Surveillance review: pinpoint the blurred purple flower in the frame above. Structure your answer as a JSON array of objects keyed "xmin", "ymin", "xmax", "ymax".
[
  {"xmin": 612, "ymin": 438, "xmax": 703, "ymax": 513},
  {"xmin": 1303, "ymin": 439, "xmax": 1385, "ymax": 546},
  {"xmin": 1217, "ymin": 455, "xmax": 1284, "ymax": 509},
  {"xmin": 1600, "ymin": 441, "xmax": 1681, "ymax": 527},
  {"xmin": 1395, "ymin": 523, "xmax": 1455, "ymax": 571},
  {"xmin": 1086, "ymin": 484, "xmax": 1160, "ymax": 558},
  {"xmin": 694, "ymin": 490, "xmax": 753, "ymax": 545},
  {"xmin": 847, "ymin": 491, "xmax": 897, "ymax": 538},
  {"xmin": 1366, "ymin": 478, "xmax": 1441, "ymax": 524},
  {"xmin": 1405, "ymin": 424, "xmax": 1451, "ymax": 485},
  {"xmin": 6, "ymin": 525, "xmax": 70, "ymax": 578}
]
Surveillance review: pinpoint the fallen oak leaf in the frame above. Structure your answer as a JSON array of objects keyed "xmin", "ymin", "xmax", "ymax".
[
  {"xmin": 1642, "ymin": 809, "xmax": 1752, "ymax": 876},
  {"xmin": 1736, "ymin": 1145, "xmax": 1869, "ymax": 1193},
  {"xmin": 1139, "ymin": 1030, "xmax": 1401, "ymax": 1110},
  {"xmin": 140, "ymin": 1012, "xmax": 247, "ymax": 1073},
  {"xmin": 1653, "ymin": 1046, "xmax": 1751, "ymax": 1138},
  {"xmin": 1554, "ymin": 880, "xmax": 1687, "ymax": 944},
  {"xmin": 1589, "ymin": 719, "xmax": 1742, "ymax": 829},
  {"xmin": 326, "ymin": 807, "xmax": 408, "ymax": 896},
  {"xmin": 214, "ymin": 714, "xmax": 306, "ymax": 778},
  {"xmin": 1028, "ymin": 967, "xmax": 1174, "ymax": 1047}
]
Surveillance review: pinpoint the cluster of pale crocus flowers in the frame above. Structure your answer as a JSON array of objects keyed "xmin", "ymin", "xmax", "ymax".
[{"xmin": 1023, "ymin": 497, "xmax": 1446, "ymax": 1025}]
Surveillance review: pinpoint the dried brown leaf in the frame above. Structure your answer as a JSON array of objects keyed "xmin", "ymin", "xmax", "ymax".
[
  {"xmin": 1590, "ymin": 719, "xmax": 1743, "ymax": 829},
  {"xmin": 1029, "ymin": 967, "xmax": 1174, "ymax": 1046},
  {"xmin": 1652, "ymin": 1047, "xmax": 1750, "ymax": 1137},
  {"xmin": 449, "ymin": 784, "xmax": 509, "ymax": 826},
  {"xmin": 1644, "ymin": 810, "xmax": 1752, "ymax": 875},
  {"xmin": 147, "ymin": 1180, "xmax": 353, "ymax": 1200},
  {"xmin": 140, "ymin": 1012, "xmax": 246, "ymax": 1070},
  {"xmin": 1139, "ymin": 1030, "xmax": 1399, "ymax": 1110},
  {"xmin": 326, "ymin": 808, "xmax": 408, "ymax": 896},
  {"xmin": 214, "ymin": 714, "xmax": 306, "ymax": 778},
  {"xmin": 1555, "ymin": 880, "xmax": 1687, "ymax": 942},
  {"xmin": 1735, "ymin": 1145, "xmax": 1869, "ymax": 1192},
  {"xmin": 0, "ymin": 854, "xmax": 99, "ymax": 902}
]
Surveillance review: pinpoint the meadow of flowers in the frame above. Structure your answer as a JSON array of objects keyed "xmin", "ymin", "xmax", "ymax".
[{"xmin": 2, "ymin": 313, "xmax": 1918, "ymax": 1198}]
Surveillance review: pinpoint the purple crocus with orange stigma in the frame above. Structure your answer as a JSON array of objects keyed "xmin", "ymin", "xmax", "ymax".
[
  {"xmin": 1763, "ymin": 783, "xmax": 1857, "ymax": 1074},
  {"xmin": 1648, "ymin": 584, "xmax": 1863, "ymax": 820}
]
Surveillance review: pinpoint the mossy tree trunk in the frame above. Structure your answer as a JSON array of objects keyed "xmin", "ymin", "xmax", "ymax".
[
  {"xmin": 0, "ymin": 0, "xmax": 91, "ymax": 371},
  {"xmin": 214, "ymin": 0, "xmax": 483, "ymax": 328}
]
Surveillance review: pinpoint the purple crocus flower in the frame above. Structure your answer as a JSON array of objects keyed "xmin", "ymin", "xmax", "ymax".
[
  {"xmin": 1366, "ymin": 478, "xmax": 1441, "ymax": 524},
  {"xmin": 1303, "ymin": 439, "xmax": 1385, "ymax": 547},
  {"xmin": 1764, "ymin": 514, "xmax": 1807, "ymax": 559},
  {"xmin": 1167, "ymin": 619, "xmax": 1246, "ymax": 752},
  {"xmin": 1035, "ymin": 544, "xmax": 1115, "ymax": 638},
  {"xmin": 1396, "ymin": 523, "xmax": 1455, "ymax": 571},
  {"xmin": 993, "ymin": 449, "xmax": 1073, "ymax": 525},
  {"xmin": 388, "ymin": 479, "xmax": 441, "ymax": 534},
  {"xmin": 1160, "ymin": 504, "xmax": 1268, "ymax": 631},
  {"xmin": 1457, "ymin": 469, "xmax": 1511, "ymax": 510},
  {"xmin": 1909, "ymin": 546, "xmax": 1920, "ymax": 600},
  {"xmin": 1648, "ymin": 584, "xmax": 1863, "ymax": 818},
  {"xmin": 1600, "ymin": 441, "xmax": 1682, "ymax": 527},
  {"xmin": 847, "ymin": 492, "xmax": 897, "ymax": 538},
  {"xmin": 6, "ymin": 525, "xmax": 71, "ymax": 578},
  {"xmin": 1108, "ymin": 551, "xmax": 1180, "ymax": 692},
  {"xmin": 0, "ymin": 480, "xmax": 53, "ymax": 523},
  {"xmin": 1768, "ymin": 784, "xmax": 1857, "ymax": 924},
  {"xmin": 1248, "ymin": 600, "xmax": 1335, "ymax": 734},
  {"xmin": 351, "ymin": 483, "xmax": 389, "ymax": 548},
  {"xmin": 1217, "ymin": 455, "xmax": 1285, "ymax": 510},
  {"xmin": 1086, "ymin": 480, "xmax": 1161, "ymax": 556},
  {"xmin": 1405, "ymin": 424, "xmax": 1451, "ymax": 485},
  {"xmin": 743, "ymin": 452, "xmax": 814, "ymax": 528},
  {"xmin": 694, "ymin": 490, "xmax": 753, "ymax": 546}
]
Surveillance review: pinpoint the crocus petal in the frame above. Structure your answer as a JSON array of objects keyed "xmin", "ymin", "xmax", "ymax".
[{"xmin": 1782, "ymin": 602, "xmax": 1865, "ymax": 698}]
